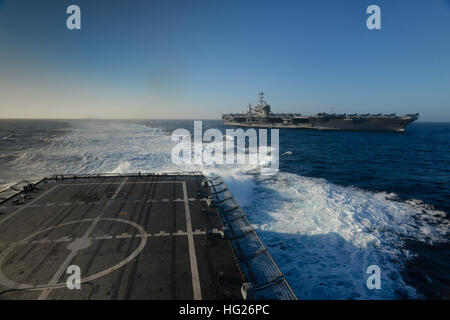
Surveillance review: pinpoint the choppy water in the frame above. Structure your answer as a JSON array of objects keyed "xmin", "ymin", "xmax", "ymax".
[{"xmin": 0, "ymin": 119, "xmax": 449, "ymax": 299}]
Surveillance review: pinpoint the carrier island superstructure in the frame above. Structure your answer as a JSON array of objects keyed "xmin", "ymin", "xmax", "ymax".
[{"xmin": 223, "ymin": 92, "xmax": 419, "ymax": 132}]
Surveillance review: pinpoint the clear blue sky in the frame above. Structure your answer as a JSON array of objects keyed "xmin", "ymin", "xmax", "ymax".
[{"xmin": 0, "ymin": 0, "xmax": 449, "ymax": 120}]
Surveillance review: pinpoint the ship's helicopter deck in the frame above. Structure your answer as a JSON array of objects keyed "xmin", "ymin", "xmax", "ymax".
[{"xmin": 0, "ymin": 174, "xmax": 244, "ymax": 300}]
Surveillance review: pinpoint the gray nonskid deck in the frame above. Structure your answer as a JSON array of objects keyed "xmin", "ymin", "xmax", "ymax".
[{"xmin": 0, "ymin": 175, "xmax": 243, "ymax": 300}]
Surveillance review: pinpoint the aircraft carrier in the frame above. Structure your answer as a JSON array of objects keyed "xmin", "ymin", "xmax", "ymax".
[
  {"xmin": 223, "ymin": 92, "xmax": 419, "ymax": 132},
  {"xmin": 0, "ymin": 173, "xmax": 296, "ymax": 300}
]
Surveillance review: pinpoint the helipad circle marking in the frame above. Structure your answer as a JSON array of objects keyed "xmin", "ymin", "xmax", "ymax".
[
  {"xmin": 0, "ymin": 218, "xmax": 147, "ymax": 290},
  {"xmin": 66, "ymin": 237, "xmax": 92, "ymax": 251}
]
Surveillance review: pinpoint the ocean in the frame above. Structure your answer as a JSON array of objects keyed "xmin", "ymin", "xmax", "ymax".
[{"xmin": 0, "ymin": 119, "xmax": 449, "ymax": 299}]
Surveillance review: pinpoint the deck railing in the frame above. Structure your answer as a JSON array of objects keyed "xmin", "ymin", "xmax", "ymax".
[{"xmin": 207, "ymin": 176, "xmax": 298, "ymax": 300}]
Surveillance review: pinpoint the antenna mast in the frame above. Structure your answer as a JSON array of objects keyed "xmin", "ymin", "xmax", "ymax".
[{"xmin": 258, "ymin": 91, "xmax": 265, "ymax": 106}]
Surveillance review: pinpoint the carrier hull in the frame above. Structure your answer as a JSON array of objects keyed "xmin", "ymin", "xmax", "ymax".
[{"xmin": 223, "ymin": 115, "xmax": 418, "ymax": 132}]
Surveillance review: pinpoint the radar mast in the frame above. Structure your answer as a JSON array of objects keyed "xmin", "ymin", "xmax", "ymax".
[{"xmin": 258, "ymin": 91, "xmax": 265, "ymax": 106}]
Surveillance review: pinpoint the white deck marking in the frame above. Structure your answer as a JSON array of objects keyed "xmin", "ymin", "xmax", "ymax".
[
  {"xmin": 53, "ymin": 181, "xmax": 179, "ymax": 185},
  {"xmin": 53, "ymin": 237, "xmax": 72, "ymax": 243},
  {"xmin": 0, "ymin": 218, "xmax": 148, "ymax": 292},
  {"xmin": 94, "ymin": 235, "xmax": 113, "ymax": 240},
  {"xmin": 1, "ymin": 178, "xmax": 212, "ymax": 299},
  {"xmin": 15, "ymin": 229, "xmax": 224, "ymax": 245},
  {"xmin": 153, "ymin": 231, "xmax": 170, "ymax": 237},
  {"xmin": 22, "ymin": 197, "xmax": 207, "ymax": 208},
  {"xmin": 183, "ymin": 181, "xmax": 202, "ymax": 300},
  {"xmin": 116, "ymin": 233, "xmax": 132, "ymax": 239},
  {"xmin": 37, "ymin": 177, "xmax": 129, "ymax": 300},
  {"xmin": 0, "ymin": 185, "xmax": 58, "ymax": 227}
]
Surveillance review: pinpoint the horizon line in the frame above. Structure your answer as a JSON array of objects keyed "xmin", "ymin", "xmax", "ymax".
[{"xmin": 0, "ymin": 118, "xmax": 449, "ymax": 124}]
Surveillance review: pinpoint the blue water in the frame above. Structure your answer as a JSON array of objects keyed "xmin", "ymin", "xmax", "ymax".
[
  {"xmin": 278, "ymin": 122, "xmax": 450, "ymax": 214},
  {"xmin": 0, "ymin": 119, "xmax": 449, "ymax": 299}
]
